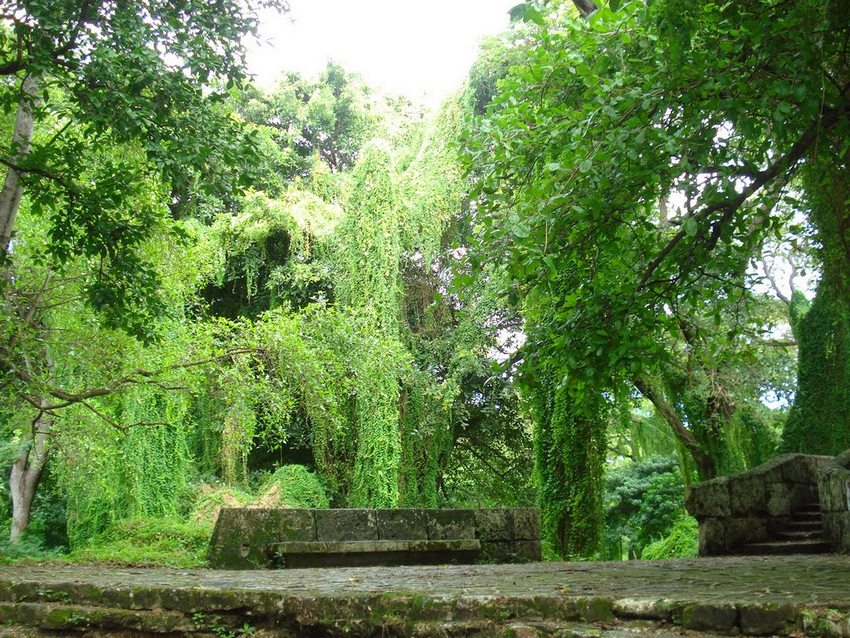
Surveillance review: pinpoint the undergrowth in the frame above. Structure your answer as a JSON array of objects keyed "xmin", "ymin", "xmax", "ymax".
[
  {"xmin": 640, "ymin": 514, "xmax": 699, "ymax": 560},
  {"xmin": 67, "ymin": 518, "xmax": 212, "ymax": 567}
]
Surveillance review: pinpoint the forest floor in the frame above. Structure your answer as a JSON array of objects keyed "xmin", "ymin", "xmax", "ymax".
[{"xmin": 0, "ymin": 554, "xmax": 847, "ymax": 637}]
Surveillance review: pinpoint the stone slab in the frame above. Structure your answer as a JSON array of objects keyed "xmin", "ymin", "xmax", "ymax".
[
  {"xmin": 376, "ymin": 508, "xmax": 429, "ymax": 540},
  {"xmin": 699, "ymin": 518, "xmax": 727, "ymax": 555},
  {"xmin": 314, "ymin": 509, "xmax": 377, "ymax": 542},
  {"xmin": 730, "ymin": 478, "xmax": 766, "ymax": 516},
  {"xmin": 426, "ymin": 509, "xmax": 475, "ymax": 540},
  {"xmin": 475, "ymin": 509, "xmax": 514, "ymax": 541},
  {"xmin": 766, "ymin": 483, "xmax": 791, "ymax": 517},
  {"xmin": 513, "ymin": 508, "xmax": 541, "ymax": 540},
  {"xmin": 687, "ymin": 480, "xmax": 730, "ymax": 518},
  {"xmin": 268, "ymin": 538, "xmax": 481, "ymax": 554}
]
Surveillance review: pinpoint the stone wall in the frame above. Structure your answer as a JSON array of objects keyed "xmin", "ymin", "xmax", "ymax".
[
  {"xmin": 819, "ymin": 449, "xmax": 850, "ymax": 553},
  {"xmin": 685, "ymin": 453, "xmax": 831, "ymax": 556},
  {"xmin": 208, "ymin": 507, "xmax": 541, "ymax": 569}
]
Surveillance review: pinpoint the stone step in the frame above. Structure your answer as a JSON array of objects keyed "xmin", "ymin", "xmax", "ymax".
[
  {"xmin": 795, "ymin": 502, "xmax": 822, "ymax": 514},
  {"xmin": 775, "ymin": 529, "xmax": 823, "ymax": 541},
  {"xmin": 740, "ymin": 539, "xmax": 832, "ymax": 555},
  {"xmin": 789, "ymin": 511, "xmax": 821, "ymax": 523},
  {"xmin": 784, "ymin": 519, "xmax": 822, "ymax": 531}
]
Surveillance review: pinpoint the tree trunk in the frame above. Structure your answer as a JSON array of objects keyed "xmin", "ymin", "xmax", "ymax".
[
  {"xmin": 0, "ymin": 74, "xmax": 39, "ymax": 253},
  {"xmin": 8, "ymin": 406, "xmax": 51, "ymax": 543},
  {"xmin": 571, "ymin": 0, "xmax": 599, "ymax": 17},
  {"xmin": 633, "ymin": 377, "xmax": 717, "ymax": 479}
]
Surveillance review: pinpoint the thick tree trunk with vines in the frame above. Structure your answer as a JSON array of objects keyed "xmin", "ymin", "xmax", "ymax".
[
  {"xmin": 633, "ymin": 377, "xmax": 717, "ymax": 480},
  {"xmin": 0, "ymin": 74, "xmax": 39, "ymax": 253},
  {"xmin": 9, "ymin": 404, "xmax": 51, "ymax": 543}
]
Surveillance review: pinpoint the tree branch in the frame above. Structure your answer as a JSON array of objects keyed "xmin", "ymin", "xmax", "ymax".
[
  {"xmin": 639, "ymin": 100, "xmax": 850, "ymax": 290},
  {"xmin": 2, "ymin": 347, "xmax": 266, "ymax": 409},
  {"xmin": 633, "ymin": 376, "xmax": 716, "ymax": 479}
]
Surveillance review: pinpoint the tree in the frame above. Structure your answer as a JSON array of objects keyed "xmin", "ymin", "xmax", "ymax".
[
  {"xmin": 0, "ymin": 0, "xmax": 288, "ymax": 543},
  {"xmin": 465, "ymin": 0, "xmax": 849, "ymax": 553}
]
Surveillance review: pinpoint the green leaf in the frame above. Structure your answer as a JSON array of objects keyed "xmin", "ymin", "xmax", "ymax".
[{"xmin": 509, "ymin": 3, "xmax": 545, "ymax": 25}]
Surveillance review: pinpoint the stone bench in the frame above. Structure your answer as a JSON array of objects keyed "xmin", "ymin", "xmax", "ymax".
[
  {"xmin": 208, "ymin": 507, "xmax": 541, "ymax": 569},
  {"xmin": 266, "ymin": 539, "xmax": 482, "ymax": 568}
]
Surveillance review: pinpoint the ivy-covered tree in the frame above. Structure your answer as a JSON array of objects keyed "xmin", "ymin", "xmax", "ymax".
[{"xmin": 465, "ymin": 0, "xmax": 848, "ymax": 554}]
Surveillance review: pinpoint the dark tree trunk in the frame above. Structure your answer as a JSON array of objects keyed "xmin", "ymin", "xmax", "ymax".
[
  {"xmin": 0, "ymin": 74, "xmax": 39, "ymax": 253},
  {"xmin": 633, "ymin": 377, "xmax": 717, "ymax": 480},
  {"xmin": 9, "ymin": 407, "xmax": 51, "ymax": 543},
  {"xmin": 571, "ymin": 0, "xmax": 599, "ymax": 17}
]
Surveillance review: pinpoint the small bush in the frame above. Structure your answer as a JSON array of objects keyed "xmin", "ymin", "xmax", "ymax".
[
  {"xmin": 641, "ymin": 514, "xmax": 699, "ymax": 560},
  {"xmin": 0, "ymin": 534, "xmax": 64, "ymax": 563},
  {"xmin": 69, "ymin": 518, "xmax": 212, "ymax": 568},
  {"xmin": 190, "ymin": 484, "xmax": 253, "ymax": 526},
  {"xmin": 253, "ymin": 465, "xmax": 329, "ymax": 509}
]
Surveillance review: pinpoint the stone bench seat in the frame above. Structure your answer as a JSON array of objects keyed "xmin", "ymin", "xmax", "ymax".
[
  {"xmin": 208, "ymin": 507, "xmax": 542, "ymax": 569},
  {"xmin": 266, "ymin": 538, "xmax": 481, "ymax": 568}
]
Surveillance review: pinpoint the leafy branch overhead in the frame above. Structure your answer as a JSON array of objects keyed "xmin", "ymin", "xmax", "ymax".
[{"xmin": 0, "ymin": 0, "xmax": 289, "ymax": 339}]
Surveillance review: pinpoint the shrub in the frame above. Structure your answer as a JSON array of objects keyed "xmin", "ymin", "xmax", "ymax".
[
  {"xmin": 253, "ymin": 464, "xmax": 329, "ymax": 509},
  {"xmin": 69, "ymin": 518, "xmax": 212, "ymax": 568},
  {"xmin": 190, "ymin": 484, "xmax": 253, "ymax": 526},
  {"xmin": 641, "ymin": 514, "xmax": 699, "ymax": 560}
]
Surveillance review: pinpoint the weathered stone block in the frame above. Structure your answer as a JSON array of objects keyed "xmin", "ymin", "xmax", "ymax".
[
  {"xmin": 512, "ymin": 540, "xmax": 542, "ymax": 562},
  {"xmin": 699, "ymin": 518, "xmax": 727, "ymax": 556},
  {"xmin": 730, "ymin": 477, "xmax": 766, "ymax": 516},
  {"xmin": 688, "ymin": 480, "xmax": 730, "ymax": 518},
  {"xmin": 680, "ymin": 603, "xmax": 738, "ymax": 632},
  {"xmin": 208, "ymin": 508, "xmax": 295, "ymax": 569},
  {"xmin": 726, "ymin": 516, "xmax": 767, "ymax": 548},
  {"xmin": 824, "ymin": 473, "xmax": 843, "ymax": 513},
  {"xmin": 822, "ymin": 512, "xmax": 839, "ymax": 548},
  {"xmin": 512, "ymin": 508, "xmax": 540, "ymax": 540},
  {"xmin": 376, "ymin": 509, "xmax": 428, "ymax": 540},
  {"xmin": 315, "ymin": 509, "xmax": 377, "ymax": 541},
  {"xmin": 279, "ymin": 509, "xmax": 317, "ymax": 542},
  {"xmin": 838, "ymin": 513, "xmax": 850, "ymax": 553},
  {"xmin": 781, "ymin": 456, "xmax": 812, "ymax": 484},
  {"xmin": 427, "ymin": 509, "xmax": 475, "ymax": 540},
  {"xmin": 790, "ymin": 483, "xmax": 818, "ymax": 509},
  {"xmin": 739, "ymin": 604, "xmax": 795, "ymax": 635},
  {"xmin": 825, "ymin": 472, "xmax": 849, "ymax": 513},
  {"xmin": 474, "ymin": 509, "xmax": 513, "ymax": 542},
  {"xmin": 766, "ymin": 482, "xmax": 791, "ymax": 517},
  {"xmin": 478, "ymin": 540, "xmax": 514, "ymax": 564},
  {"xmin": 819, "ymin": 472, "xmax": 836, "ymax": 512},
  {"xmin": 825, "ymin": 512, "xmax": 850, "ymax": 553}
]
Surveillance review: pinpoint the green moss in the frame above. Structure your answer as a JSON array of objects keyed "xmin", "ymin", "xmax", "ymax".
[{"xmin": 784, "ymin": 159, "xmax": 850, "ymax": 455}]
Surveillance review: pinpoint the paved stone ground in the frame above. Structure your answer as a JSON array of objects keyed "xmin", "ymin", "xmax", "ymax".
[{"xmin": 0, "ymin": 554, "xmax": 848, "ymax": 636}]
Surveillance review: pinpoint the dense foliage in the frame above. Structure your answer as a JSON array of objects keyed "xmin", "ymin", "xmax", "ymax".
[
  {"xmin": 0, "ymin": 0, "xmax": 844, "ymax": 567},
  {"xmin": 464, "ymin": 0, "xmax": 846, "ymax": 555}
]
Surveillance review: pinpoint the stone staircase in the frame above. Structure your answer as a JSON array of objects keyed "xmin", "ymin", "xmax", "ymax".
[{"xmin": 741, "ymin": 502, "xmax": 832, "ymax": 555}]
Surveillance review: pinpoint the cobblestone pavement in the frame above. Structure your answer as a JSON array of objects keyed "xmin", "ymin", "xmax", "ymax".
[{"xmin": 0, "ymin": 554, "xmax": 848, "ymax": 636}]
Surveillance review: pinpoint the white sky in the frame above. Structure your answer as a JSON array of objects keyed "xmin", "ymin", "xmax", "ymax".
[{"xmin": 245, "ymin": 0, "xmax": 518, "ymax": 108}]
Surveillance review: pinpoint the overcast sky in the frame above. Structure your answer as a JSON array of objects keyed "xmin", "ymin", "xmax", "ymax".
[{"xmin": 245, "ymin": 0, "xmax": 517, "ymax": 107}]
